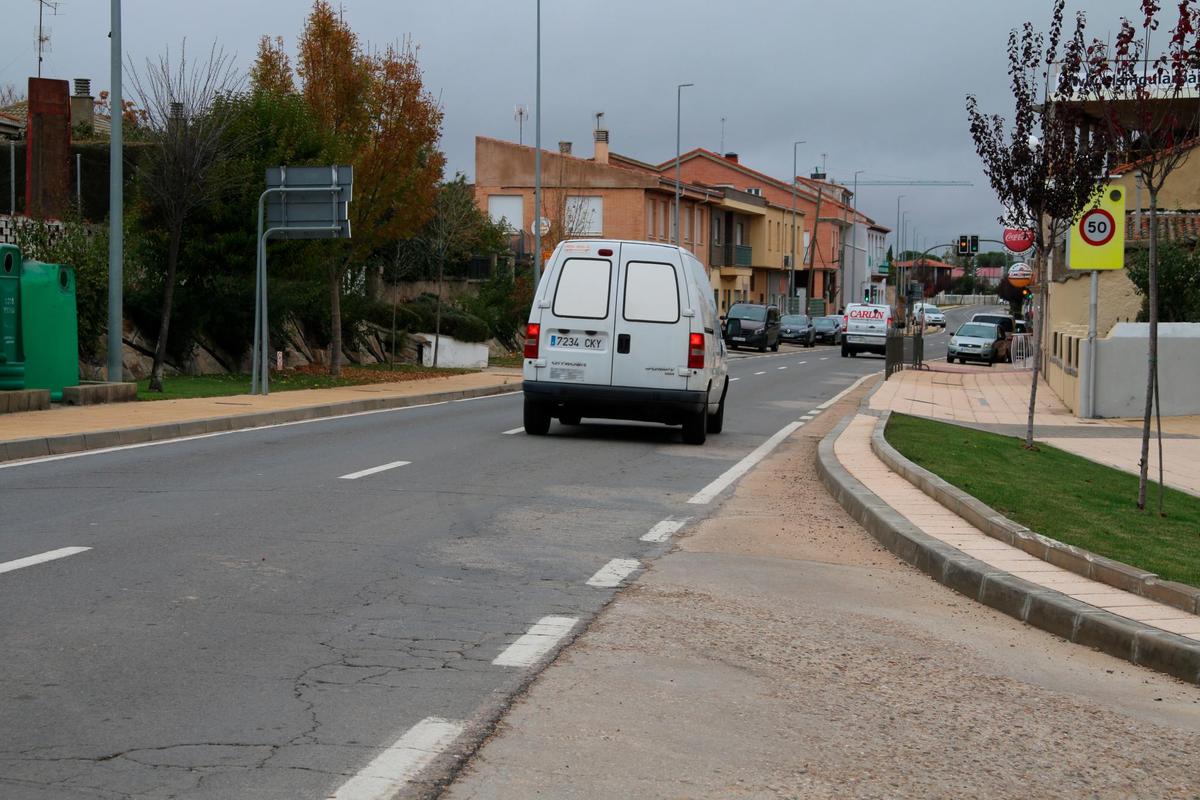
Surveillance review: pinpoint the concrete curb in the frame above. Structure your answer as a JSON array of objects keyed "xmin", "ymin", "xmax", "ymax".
[
  {"xmin": 0, "ymin": 381, "xmax": 522, "ymax": 464},
  {"xmin": 870, "ymin": 410, "xmax": 1200, "ymax": 616},
  {"xmin": 816, "ymin": 405, "xmax": 1200, "ymax": 686}
]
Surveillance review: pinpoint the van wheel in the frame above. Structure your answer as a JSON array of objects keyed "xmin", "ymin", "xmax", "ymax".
[
  {"xmin": 706, "ymin": 379, "xmax": 728, "ymax": 434},
  {"xmin": 524, "ymin": 399, "xmax": 551, "ymax": 435},
  {"xmin": 771, "ymin": 340, "xmax": 780, "ymax": 352},
  {"xmin": 682, "ymin": 408, "xmax": 708, "ymax": 445},
  {"xmin": 758, "ymin": 342, "xmax": 767, "ymax": 353},
  {"xmin": 559, "ymin": 411, "xmax": 581, "ymax": 426}
]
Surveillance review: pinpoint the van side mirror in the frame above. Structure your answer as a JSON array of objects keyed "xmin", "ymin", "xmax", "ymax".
[{"xmin": 719, "ymin": 315, "xmax": 727, "ymax": 322}]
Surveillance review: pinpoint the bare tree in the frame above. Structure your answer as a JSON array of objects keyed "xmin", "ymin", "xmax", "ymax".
[
  {"xmin": 966, "ymin": 0, "xmax": 1112, "ymax": 449},
  {"xmin": 0, "ymin": 83, "xmax": 23, "ymax": 107},
  {"xmin": 128, "ymin": 41, "xmax": 245, "ymax": 392},
  {"xmin": 1082, "ymin": 0, "xmax": 1200, "ymax": 511}
]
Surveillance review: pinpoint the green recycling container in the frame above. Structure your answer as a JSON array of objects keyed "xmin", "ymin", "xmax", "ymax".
[
  {"xmin": 20, "ymin": 259, "xmax": 78, "ymax": 402},
  {"xmin": 0, "ymin": 244, "xmax": 25, "ymax": 391}
]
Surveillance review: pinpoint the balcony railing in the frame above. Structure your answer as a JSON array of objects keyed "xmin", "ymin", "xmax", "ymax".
[{"xmin": 710, "ymin": 243, "xmax": 753, "ymax": 267}]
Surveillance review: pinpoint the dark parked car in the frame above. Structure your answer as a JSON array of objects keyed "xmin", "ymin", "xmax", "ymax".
[
  {"xmin": 812, "ymin": 315, "xmax": 842, "ymax": 344},
  {"xmin": 780, "ymin": 314, "xmax": 816, "ymax": 347},
  {"xmin": 724, "ymin": 303, "xmax": 781, "ymax": 352}
]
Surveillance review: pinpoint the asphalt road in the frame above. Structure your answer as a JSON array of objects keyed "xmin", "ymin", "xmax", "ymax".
[{"xmin": 0, "ymin": 305, "xmax": 986, "ymax": 799}]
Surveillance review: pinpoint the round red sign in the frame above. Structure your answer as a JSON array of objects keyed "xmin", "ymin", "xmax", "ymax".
[{"xmin": 1003, "ymin": 228, "xmax": 1035, "ymax": 253}]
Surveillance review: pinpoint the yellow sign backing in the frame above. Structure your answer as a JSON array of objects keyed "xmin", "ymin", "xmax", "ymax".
[{"xmin": 1068, "ymin": 184, "xmax": 1125, "ymax": 270}]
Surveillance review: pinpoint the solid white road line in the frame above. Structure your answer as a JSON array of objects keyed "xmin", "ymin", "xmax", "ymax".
[
  {"xmin": 493, "ymin": 616, "xmax": 579, "ymax": 667},
  {"xmin": 326, "ymin": 716, "xmax": 465, "ymax": 800},
  {"xmin": 585, "ymin": 558, "xmax": 641, "ymax": 588},
  {"xmin": 501, "ymin": 427, "xmax": 524, "ymax": 435},
  {"xmin": 338, "ymin": 461, "xmax": 411, "ymax": 480},
  {"xmin": 0, "ymin": 392, "xmax": 520, "ymax": 471},
  {"xmin": 754, "ymin": 371, "xmax": 766, "ymax": 376},
  {"xmin": 687, "ymin": 421, "xmax": 804, "ymax": 505},
  {"xmin": 0, "ymin": 546, "xmax": 91, "ymax": 576},
  {"xmin": 640, "ymin": 517, "xmax": 689, "ymax": 543},
  {"xmin": 815, "ymin": 372, "xmax": 879, "ymax": 410}
]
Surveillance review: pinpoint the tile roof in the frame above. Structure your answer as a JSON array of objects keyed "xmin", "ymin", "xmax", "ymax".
[{"xmin": 1125, "ymin": 211, "xmax": 1200, "ymax": 242}]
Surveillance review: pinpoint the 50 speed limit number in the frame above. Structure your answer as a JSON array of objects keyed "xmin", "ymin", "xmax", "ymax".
[{"xmin": 1079, "ymin": 208, "xmax": 1116, "ymax": 247}]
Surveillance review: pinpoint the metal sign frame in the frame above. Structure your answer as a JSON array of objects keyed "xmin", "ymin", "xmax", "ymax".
[{"xmin": 252, "ymin": 165, "xmax": 353, "ymax": 394}]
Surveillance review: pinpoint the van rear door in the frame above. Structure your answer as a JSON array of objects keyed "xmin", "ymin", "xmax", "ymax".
[
  {"xmin": 846, "ymin": 304, "xmax": 888, "ymax": 340},
  {"xmin": 611, "ymin": 243, "xmax": 690, "ymax": 392},
  {"xmin": 535, "ymin": 242, "xmax": 618, "ymax": 386}
]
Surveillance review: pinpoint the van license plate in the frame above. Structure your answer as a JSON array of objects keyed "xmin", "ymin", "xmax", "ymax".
[
  {"xmin": 549, "ymin": 334, "xmax": 603, "ymax": 350},
  {"xmin": 731, "ymin": 336, "xmax": 746, "ymax": 342}
]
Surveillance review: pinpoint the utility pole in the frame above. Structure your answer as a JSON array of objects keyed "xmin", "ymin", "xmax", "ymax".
[
  {"xmin": 790, "ymin": 139, "xmax": 805, "ymax": 313},
  {"xmin": 530, "ymin": 0, "xmax": 540, "ymax": 284},
  {"xmin": 107, "ymin": 0, "xmax": 124, "ymax": 383},
  {"xmin": 674, "ymin": 82, "xmax": 693, "ymax": 246},
  {"xmin": 806, "ymin": 184, "xmax": 824, "ymax": 312}
]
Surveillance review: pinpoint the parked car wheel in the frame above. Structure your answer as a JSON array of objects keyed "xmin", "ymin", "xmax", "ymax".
[
  {"xmin": 841, "ymin": 344, "xmax": 849, "ymax": 357},
  {"xmin": 771, "ymin": 340, "xmax": 780, "ymax": 352},
  {"xmin": 946, "ymin": 355, "xmax": 955, "ymax": 364},
  {"xmin": 524, "ymin": 399, "xmax": 551, "ymax": 435}
]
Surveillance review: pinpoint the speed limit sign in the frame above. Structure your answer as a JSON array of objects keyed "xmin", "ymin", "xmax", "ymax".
[
  {"xmin": 1079, "ymin": 208, "xmax": 1115, "ymax": 246},
  {"xmin": 1068, "ymin": 184, "xmax": 1125, "ymax": 270}
]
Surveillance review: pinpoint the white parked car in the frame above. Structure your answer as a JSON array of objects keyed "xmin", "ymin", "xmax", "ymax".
[
  {"xmin": 912, "ymin": 302, "xmax": 946, "ymax": 327},
  {"xmin": 841, "ymin": 302, "xmax": 894, "ymax": 357},
  {"xmin": 522, "ymin": 239, "xmax": 729, "ymax": 445}
]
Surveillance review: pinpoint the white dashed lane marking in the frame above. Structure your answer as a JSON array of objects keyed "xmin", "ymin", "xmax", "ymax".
[
  {"xmin": 777, "ymin": 366, "xmax": 788, "ymax": 370},
  {"xmin": 327, "ymin": 716, "xmax": 465, "ymax": 800},
  {"xmin": 338, "ymin": 461, "xmax": 411, "ymax": 480},
  {"xmin": 754, "ymin": 371, "xmax": 766, "ymax": 376},
  {"xmin": 493, "ymin": 616, "xmax": 579, "ymax": 667},
  {"xmin": 501, "ymin": 427, "xmax": 524, "ymax": 435},
  {"xmin": 640, "ymin": 517, "xmax": 689, "ymax": 543},
  {"xmin": 0, "ymin": 547, "xmax": 91, "ymax": 576},
  {"xmin": 586, "ymin": 558, "xmax": 641, "ymax": 588}
]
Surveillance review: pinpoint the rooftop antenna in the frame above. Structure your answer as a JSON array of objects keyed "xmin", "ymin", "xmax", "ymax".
[
  {"xmin": 514, "ymin": 104, "xmax": 528, "ymax": 145},
  {"xmin": 720, "ymin": 117, "xmax": 726, "ymax": 153},
  {"xmin": 36, "ymin": 0, "xmax": 60, "ymax": 78}
]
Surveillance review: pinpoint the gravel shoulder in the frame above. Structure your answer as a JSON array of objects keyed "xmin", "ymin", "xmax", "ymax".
[{"xmin": 443, "ymin": 385, "xmax": 1200, "ymax": 800}]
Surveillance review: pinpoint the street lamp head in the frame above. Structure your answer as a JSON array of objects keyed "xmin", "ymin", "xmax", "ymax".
[{"xmin": 678, "ymin": 82, "xmax": 694, "ymax": 89}]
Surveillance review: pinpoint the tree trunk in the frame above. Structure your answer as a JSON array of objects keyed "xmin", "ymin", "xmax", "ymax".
[
  {"xmin": 328, "ymin": 263, "xmax": 342, "ymax": 377},
  {"xmin": 147, "ymin": 224, "xmax": 182, "ymax": 393},
  {"xmin": 1138, "ymin": 190, "xmax": 1160, "ymax": 509},
  {"xmin": 433, "ymin": 254, "xmax": 444, "ymax": 368},
  {"xmin": 1023, "ymin": 247, "xmax": 1048, "ymax": 449}
]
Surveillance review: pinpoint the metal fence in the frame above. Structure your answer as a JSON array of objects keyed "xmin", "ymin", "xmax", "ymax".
[
  {"xmin": 1009, "ymin": 332, "xmax": 1034, "ymax": 368},
  {"xmin": 885, "ymin": 331, "xmax": 924, "ymax": 379},
  {"xmin": 931, "ymin": 293, "xmax": 997, "ymax": 306}
]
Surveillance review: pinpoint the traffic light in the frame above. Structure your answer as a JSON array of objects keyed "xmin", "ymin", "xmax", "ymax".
[
  {"xmin": 957, "ymin": 235, "xmax": 970, "ymax": 256},
  {"xmin": 970, "ymin": 235, "xmax": 980, "ymax": 253}
]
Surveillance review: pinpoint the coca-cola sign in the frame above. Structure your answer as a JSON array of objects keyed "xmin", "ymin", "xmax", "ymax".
[{"xmin": 1003, "ymin": 228, "xmax": 1035, "ymax": 253}]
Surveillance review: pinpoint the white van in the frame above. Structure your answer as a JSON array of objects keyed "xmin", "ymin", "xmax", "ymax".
[
  {"xmin": 841, "ymin": 302, "xmax": 894, "ymax": 357},
  {"xmin": 522, "ymin": 239, "xmax": 729, "ymax": 445}
]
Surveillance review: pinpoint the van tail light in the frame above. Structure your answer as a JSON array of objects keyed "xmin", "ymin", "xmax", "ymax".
[
  {"xmin": 887, "ymin": 316, "xmax": 893, "ymax": 328},
  {"xmin": 688, "ymin": 332, "xmax": 705, "ymax": 370},
  {"xmin": 524, "ymin": 323, "xmax": 541, "ymax": 359}
]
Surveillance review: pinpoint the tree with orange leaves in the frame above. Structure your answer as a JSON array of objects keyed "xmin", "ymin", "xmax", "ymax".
[
  {"xmin": 285, "ymin": 1, "xmax": 444, "ymax": 375},
  {"xmin": 250, "ymin": 36, "xmax": 295, "ymax": 95}
]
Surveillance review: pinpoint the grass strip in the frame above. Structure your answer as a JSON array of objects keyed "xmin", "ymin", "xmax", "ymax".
[
  {"xmin": 137, "ymin": 363, "xmax": 475, "ymax": 401},
  {"xmin": 884, "ymin": 412, "xmax": 1200, "ymax": 588}
]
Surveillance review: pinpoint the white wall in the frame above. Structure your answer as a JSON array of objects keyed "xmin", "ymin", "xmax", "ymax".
[
  {"xmin": 414, "ymin": 334, "xmax": 490, "ymax": 369},
  {"xmin": 1080, "ymin": 323, "xmax": 1200, "ymax": 417}
]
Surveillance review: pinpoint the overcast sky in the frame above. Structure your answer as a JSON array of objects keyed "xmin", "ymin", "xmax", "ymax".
[{"xmin": 3, "ymin": 0, "xmax": 1136, "ymax": 255}]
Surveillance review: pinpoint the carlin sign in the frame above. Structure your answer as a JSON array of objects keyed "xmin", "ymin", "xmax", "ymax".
[{"xmin": 1003, "ymin": 228, "xmax": 1035, "ymax": 253}]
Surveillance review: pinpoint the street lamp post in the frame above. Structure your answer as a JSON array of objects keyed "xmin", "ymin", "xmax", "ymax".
[
  {"xmin": 107, "ymin": 0, "xmax": 123, "ymax": 383},
  {"xmin": 790, "ymin": 139, "xmax": 805, "ymax": 313},
  {"xmin": 674, "ymin": 82, "xmax": 693, "ymax": 246},
  {"xmin": 848, "ymin": 168, "xmax": 863, "ymax": 306},
  {"xmin": 533, "ymin": 0, "xmax": 542, "ymax": 283},
  {"xmin": 894, "ymin": 194, "xmax": 905, "ymax": 299}
]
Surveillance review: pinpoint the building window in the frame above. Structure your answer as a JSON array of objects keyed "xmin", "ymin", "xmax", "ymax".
[
  {"xmin": 683, "ymin": 205, "xmax": 691, "ymax": 242},
  {"xmin": 712, "ymin": 215, "xmax": 722, "ymax": 244},
  {"xmin": 565, "ymin": 196, "xmax": 603, "ymax": 237},
  {"xmin": 695, "ymin": 207, "xmax": 703, "ymax": 245},
  {"xmin": 659, "ymin": 201, "xmax": 667, "ymax": 239},
  {"xmin": 647, "ymin": 202, "xmax": 654, "ymax": 240},
  {"xmin": 487, "ymin": 195, "xmax": 523, "ymax": 232}
]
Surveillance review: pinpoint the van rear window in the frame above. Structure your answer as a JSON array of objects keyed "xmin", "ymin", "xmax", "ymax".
[
  {"xmin": 623, "ymin": 261, "xmax": 680, "ymax": 323},
  {"xmin": 552, "ymin": 258, "xmax": 611, "ymax": 319}
]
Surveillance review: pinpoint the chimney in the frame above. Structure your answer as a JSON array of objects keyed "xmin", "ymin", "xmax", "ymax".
[
  {"xmin": 723, "ymin": 152, "xmax": 739, "ymax": 163},
  {"xmin": 70, "ymin": 77, "xmax": 94, "ymax": 132},
  {"xmin": 593, "ymin": 128, "xmax": 609, "ymax": 164},
  {"xmin": 558, "ymin": 141, "xmax": 572, "ymax": 155}
]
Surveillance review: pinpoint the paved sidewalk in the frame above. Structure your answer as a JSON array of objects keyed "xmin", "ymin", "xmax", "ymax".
[
  {"xmin": 835, "ymin": 412, "xmax": 1200, "ymax": 640},
  {"xmin": 0, "ymin": 369, "xmax": 521, "ymax": 447},
  {"xmin": 872, "ymin": 369, "xmax": 1200, "ymax": 496}
]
